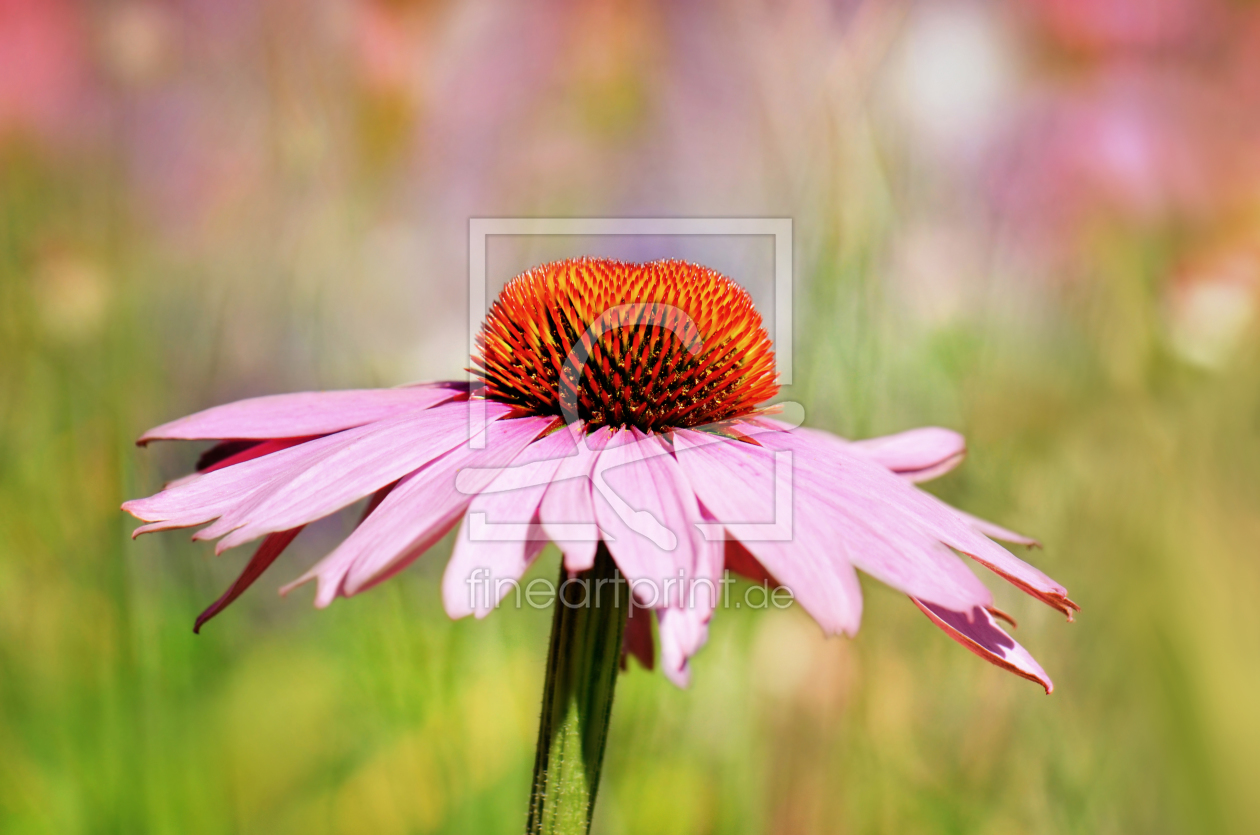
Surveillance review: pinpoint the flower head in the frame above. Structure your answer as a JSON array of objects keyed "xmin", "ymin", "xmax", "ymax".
[
  {"xmin": 476, "ymin": 258, "xmax": 778, "ymax": 431},
  {"xmin": 124, "ymin": 258, "xmax": 1075, "ymax": 691}
]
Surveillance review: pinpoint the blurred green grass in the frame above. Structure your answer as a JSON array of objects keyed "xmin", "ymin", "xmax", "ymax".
[
  {"xmin": 4, "ymin": 152, "xmax": 1259, "ymax": 835},
  {"xmin": 4, "ymin": 42, "xmax": 1260, "ymax": 832}
]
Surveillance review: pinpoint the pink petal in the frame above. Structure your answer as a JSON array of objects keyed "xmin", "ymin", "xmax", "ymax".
[
  {"xmin": 137, "ymin": 383, "xmax": 466, "ymax": 444},
  {"xmin": 848, "ymin": 427, "xmax": 1040, "ymax": 546},
  {"xmin": 123, "ymin": 421, "xmax": 398, "ymax": 534},
  {"xmin": 592, "ymin": 429, "xmax": 712, "ymax": 610},
  {"xmin": 580, "ymin": 429, "xmax": 721, "ymax": 685},
  {"xmin": 652, "ymin": 499, "xmax": 725, "ymax": 688},
  {"xmin": 199, "ymin": 437, "xmax": 321, "ymax": 472},
  {"xmin": 755, "ymin": 426, "xmax": 1077, "ymax": 619},
  {"xmin": 690, "ymin": 428, "xmax": 982, "ymax": 637},
  {"xmin": 656, "ymin": 606, "xmax": 698, "ymax": 687},
  {"xmin": 913, "ymin": 598, "xmax": 1054, "ymax": 694},
  {"xmin": 672, "ymin": 429, "xmax": 864, "ymax": 637},
  {"xmin": 193, "ymin": 526, "xmax": 304, "ymax": 633},
  {"xmin": 537, "ymin": 426, "xmax": 614, "ymax": 572},
  {"xmin": 442, "ymin": 428, "xmax": 579, "ymax": 619},
  {"xmin": 967, "ymin": 556, "xmax": 1079, "ymax": 620},
  {"xmin": 284, "ymin": 415, "xmax": 553, "ymax": 607},
  {"xmin": 204, "ymin": 400, "xmax": 509, "ymax": 553},
  {"xmin": 954, "ymin": 509, "xmax": 1042, "ymax": 547},
  {"xmin": 771, "ymin": 437, "xmax": 994, "ymax": 611},
  {"xmin": 162, "ymin": 438, "xmax": 317, "ymax": 490},
  {"xmin": 850, "ymin": 427, "xmax": 967, "ymax": 482}
]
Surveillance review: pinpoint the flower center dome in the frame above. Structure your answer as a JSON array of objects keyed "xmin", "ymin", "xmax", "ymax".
[{"xmin": 474, "ymin": 257, "xmax": 778, "ymax": 431}]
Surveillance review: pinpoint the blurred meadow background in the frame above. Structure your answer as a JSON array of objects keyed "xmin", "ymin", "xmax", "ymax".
[{"xmin": 3, "ymin": 0, "xmax": 1260, "ymax": 833}]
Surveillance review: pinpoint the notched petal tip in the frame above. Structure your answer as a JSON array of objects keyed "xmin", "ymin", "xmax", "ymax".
[
  {"xmin": 958, "ymin": 547, "xmax": 1076, "ymax": 621},
  {"xmin": 988, "ymin": 606, "xmax": 1018, "ymax": 628},
  {"xmin": 1061, "ymin": 596, "xmax": 1081, "ymax": 622},
  {"xmin": 1021, "ymin": 581, "xmax": 1079, "ymax": 622}
]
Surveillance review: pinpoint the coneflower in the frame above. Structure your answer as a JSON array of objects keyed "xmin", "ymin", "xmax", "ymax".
[{"xmin": 125, "ymin": 257, "xmax": 1074, "ymax": 834}]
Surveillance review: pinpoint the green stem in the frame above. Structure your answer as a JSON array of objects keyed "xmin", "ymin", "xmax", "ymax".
[{"xmin": 527, "ymin": 544, "xmax": 627, "ymax": 835}]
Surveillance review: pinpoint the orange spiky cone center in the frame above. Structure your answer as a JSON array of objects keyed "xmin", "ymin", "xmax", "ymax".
[{"xmin": 474, "ymin": 258, "xmax": 779, "ymax": 432}]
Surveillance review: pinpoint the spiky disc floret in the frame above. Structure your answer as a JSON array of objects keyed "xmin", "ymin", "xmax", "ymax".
[{"xmin": 474, "ymin": 258, "xmax": 779, "ymax": 432}]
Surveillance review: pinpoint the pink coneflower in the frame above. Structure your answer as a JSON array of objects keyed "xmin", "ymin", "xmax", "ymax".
[{"xmin": 126, "ymin": 258, "xmax": 1074, "ymax": 831}]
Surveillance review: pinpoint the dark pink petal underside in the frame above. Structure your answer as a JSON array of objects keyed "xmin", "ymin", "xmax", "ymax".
[
  {"xmin": 913, "ymin": 598, "xmax": 1054, "ymax": 694},
  {"xmin": 198, "ymin": 437, "xmax": 317, "ymax": 475},
  {"xmin": 724, "ymin": 539, "xmax": 778, "ymax": 587},
  {"xmin": 193, "ymin": 526, "xmax": 304, "ymax": 633},
  {"xmin": 622, "ymin": 604, "xmax": 655, "ymax": 671}
]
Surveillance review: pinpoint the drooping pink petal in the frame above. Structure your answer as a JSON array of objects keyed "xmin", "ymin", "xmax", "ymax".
[
  {"xmin": 687, "ymin": 500, "xmax": 726, "ymax": 620},
  {"xmin": 202, "ymin": 400, "xmax": 510, "ymax": 553},
  {"xmin": 967, "ymin": 557, "xmax": 1079, "ymax": 620},
  {"xmin": 283, "ymin": 415, "xmax": 554, "ymax": 607},
  {"xmin": 850, "ymin": 427, "xmax": 967, "ymax": 482},
  {"xmin": 574, "ymin": 428, "xmax": 721, "ymax": 686},
  {"xmin": 677, "ymin": 429, "xmax": 993, "ymax": 630},
  {"xmin": 848, "ymin": 427, "xmax": 1041, "ymax": 547},
  {"xmin": 750, "ymin": 424, "xmax": 1077, "ymax": 619},
  {"xmin": 656, "ymin": 606, "xmax": 698, "ymax": 687},
  {"xmin": 538, "ymin": 425, "xmax": 614, "ymax": 572},
  {"xmin": 193, "ymin": 526, "xmax": 304, "ymax": 633},
  {"xmin": 622, "ymin": 605, "xmax": 654, "ymax": 671},
  {"xmin": 592, "ymin": 429, "xmax": 709, "ymax": 610},
  {"xmin": 672, "ymin": 429, "xmax": 864, "ymax": 637},
  {"xmin": 653, "ymin": 495, "xmax": 725, "ymax": 688},
  {"xmin": 913, "ymin": 598, "xmax": 1054, "ymax": 694},
  {"xmin": 137, "ymin": 382, "xmax": 466, "ymax": 445},
  {"xmin": 123, "ymin": 421, "xmax": 398, "ymax": 534},
  {"xmin": 442, "ymin": 427, "xmax": 580, "ymax": 619},
  {"xmin": 954, "ymin": 509, "xmax": 1042, "ymax": 548},
  {"xmin": 774, "ymin": 440, "xmax": 994, "ymax": 611}
]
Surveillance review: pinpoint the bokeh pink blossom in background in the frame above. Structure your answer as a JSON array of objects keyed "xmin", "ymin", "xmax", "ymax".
[{"xmin": 3, "ymin": 1, "xmax": 1260, "ymax": 833}]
